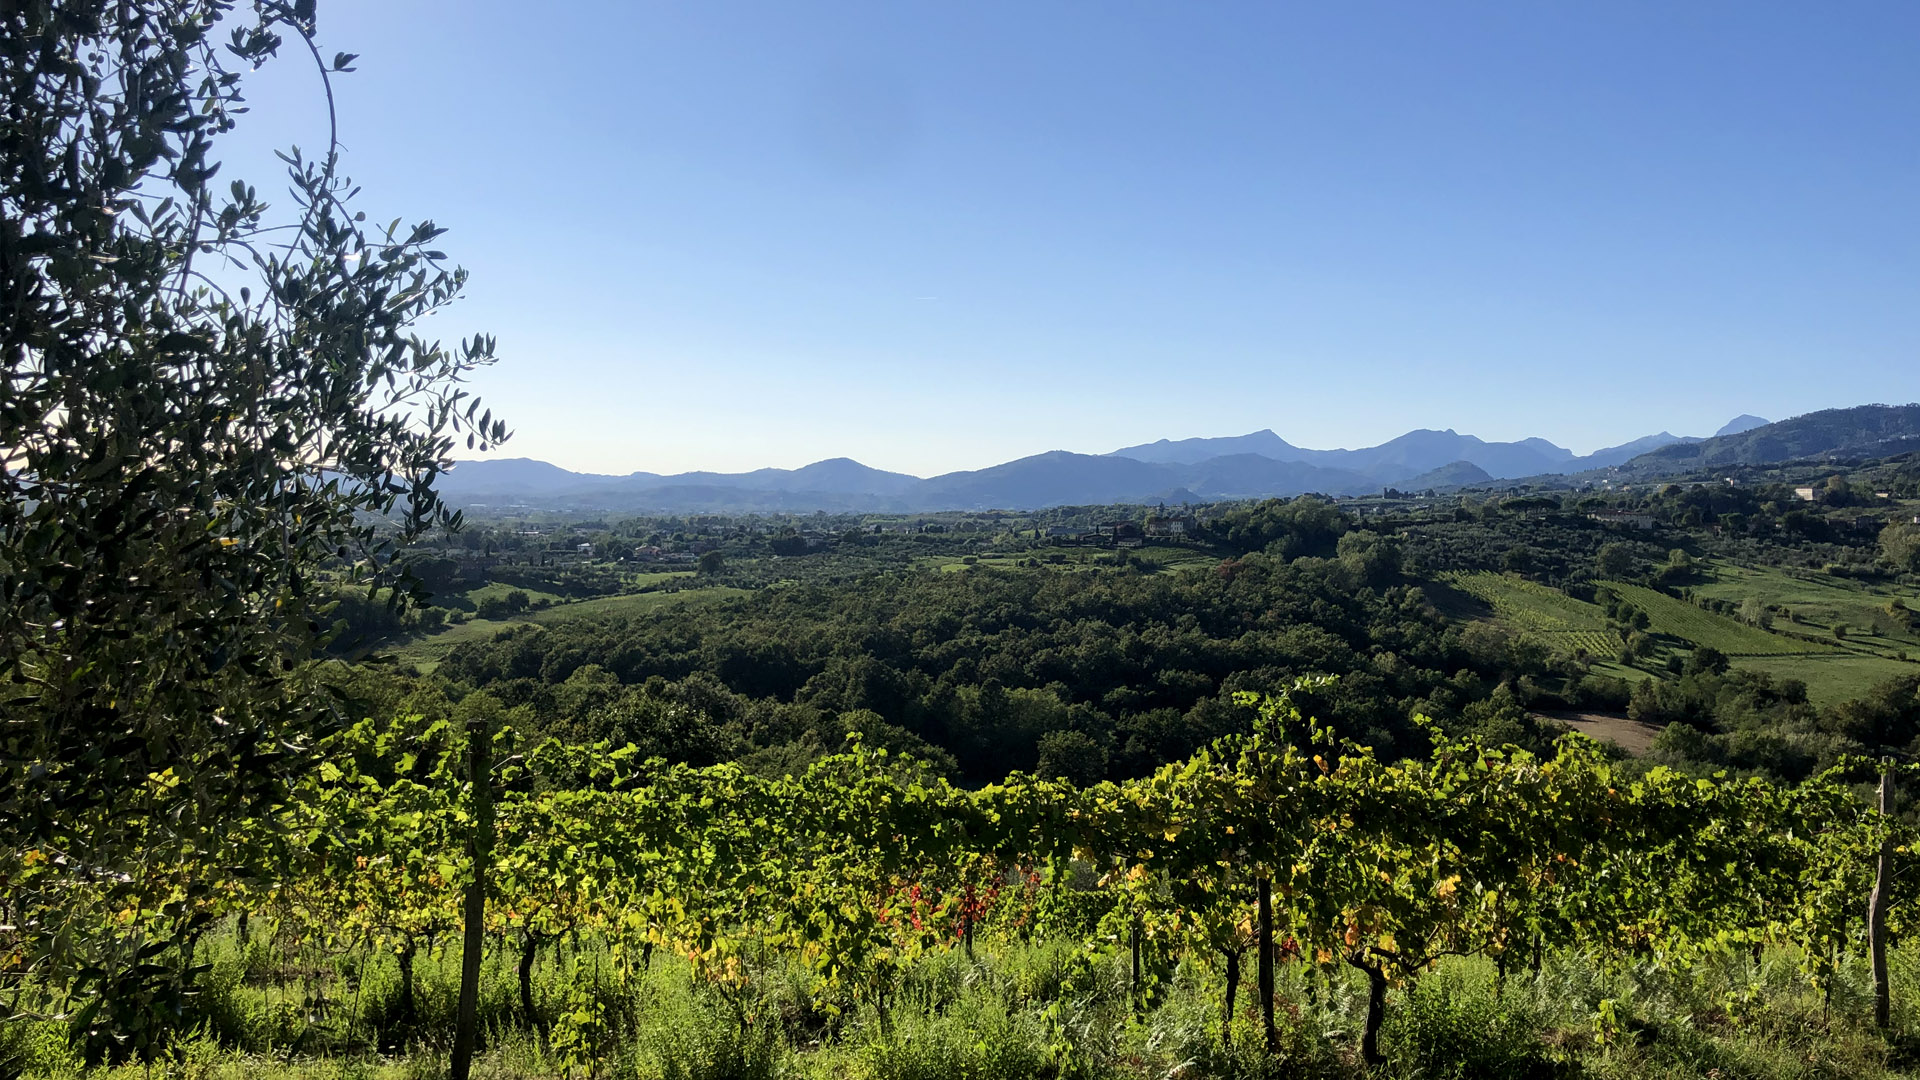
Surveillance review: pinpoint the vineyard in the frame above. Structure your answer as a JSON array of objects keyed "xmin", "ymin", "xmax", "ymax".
[
  {"xmin": 1450, "ymin": 570, "xmax": 1849, "ymax": 662},
  {"xmin": 12, "ymin": 683, "xmax": 1920, "ymax": 1078},
  {"xmin": 1445, "ymin": 572, "xmax": 1620, "ymax": 659}
]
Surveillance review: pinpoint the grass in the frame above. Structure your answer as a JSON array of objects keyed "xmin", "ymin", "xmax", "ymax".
[
  {"xmin": 20, "ymin": 924, "xmax": 1920, "ymax": 1080},
  {"xmin": 1691, "ymin": 561, "xmax": 1920, "ymax": 657},
  {"xmin": 1738, "ymin": 652, "xmax": 1920, "ymax": 707},
  {"xmin": 1597, "ymin": 567, "xmax": 1920, "ymax": 706},
  {"xmin": 1598, "ymin": 581, "xmax": 1837, "ymax": 657},
  {"xmin": 452, "ymin": 580, "xmax": 568, "ymax": 609},
  {"xmin": 435, "ymin": 573, "xmax": 693, "ymax": 615},
  {"xmin": 392, "ymin": 586, "xmax": 749, "ymax": 671}
]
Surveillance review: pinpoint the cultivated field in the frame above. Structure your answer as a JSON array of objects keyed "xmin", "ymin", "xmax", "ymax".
[
  {"xmin": 1447, "ymin": 569, "xmax": 1917, "ymax": 706},
  {"xmin": 1446, "ymin": 571, "xmax": 1618, "ymax": 658},
  {"xmin": 1597, "ymin": 581, "xmax": 1837, "ymax": 656},
  {"xmin": 919, "ymin": 544, "xmax": 1217, "ymax": 575},
  {"xmin": 1536, "ymin": 710, "xmax": 1665, "ymax": 755},
  {"xmin": 1690, "ymin": 561, "xmax": 1920, "ymax": 658},
  {"xmin": 1736, "ymin": 653, "xmax": 1919, "ymax": 708},
  {"xmin": 393, "ymin": 585, "xmax": 749, "ymax": 671}
]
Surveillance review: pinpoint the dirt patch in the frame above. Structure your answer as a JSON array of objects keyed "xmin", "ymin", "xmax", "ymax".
[{"xmin": 1534, "ymin": 710, "xmax": 1664, "ymax": 756}]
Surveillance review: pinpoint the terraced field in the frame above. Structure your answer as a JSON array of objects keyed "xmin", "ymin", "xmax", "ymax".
[
  {"xmin": 1596, "ymin": 581, "xmax": 1838, "ymax": 657},
  {"xmin": 1446, "ymin": 572, "xmax": 1619, "ymax": 658}
]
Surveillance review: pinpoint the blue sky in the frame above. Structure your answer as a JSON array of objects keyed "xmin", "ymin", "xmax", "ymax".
[{"xmin": 226, "ymin": 1, "xmax": 1920, "ymax": 477}]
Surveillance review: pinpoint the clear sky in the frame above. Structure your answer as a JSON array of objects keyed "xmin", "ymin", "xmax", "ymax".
[{"xmin": 224, "ymin": 1, "xmax": 1920, "ymax": 477}]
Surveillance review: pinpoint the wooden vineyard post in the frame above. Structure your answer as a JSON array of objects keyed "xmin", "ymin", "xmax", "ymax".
[
  {"xmin": 1129, "ymin": 918, "xmax": 1141, "ymax": 1011},
  {"xmin": 451, "ymin": 719, "xmax": 495, "ymax": 1080},
  {"xmin": 1869, "ymin": 759, "xmax": 1894, "ymax": 1030},
  {"xmin": 1258, "ymin": 876, "xmax": 1277, "ymax": 1053},
  {"xmin": 1222, "ymin": 947, "xmax": 1241, "ymax": 1046}
]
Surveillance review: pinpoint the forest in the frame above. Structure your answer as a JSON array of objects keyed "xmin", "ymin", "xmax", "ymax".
[{"xmin": 351, "ymin": 465, "xmax": 1920, "ymax": 795}]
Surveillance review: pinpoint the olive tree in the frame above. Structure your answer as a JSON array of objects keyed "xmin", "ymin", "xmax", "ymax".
[{"xmin": 0, "ymin": 0, "xmax": 504, "ymax": 1051}]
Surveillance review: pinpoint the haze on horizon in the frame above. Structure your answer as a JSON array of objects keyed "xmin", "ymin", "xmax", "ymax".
[{"xmin": 223, "ymin": 1, "xmax": 1919, "ymax": 477}]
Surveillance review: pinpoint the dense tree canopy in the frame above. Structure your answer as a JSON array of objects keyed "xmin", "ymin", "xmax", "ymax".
[
  {"xmin": 0, "ymin": 0, "xmax": 502, "ymax": 1034},
  {"xmin": 429, "ymin": 550, "xmax": 1582, "ymax": 783}
]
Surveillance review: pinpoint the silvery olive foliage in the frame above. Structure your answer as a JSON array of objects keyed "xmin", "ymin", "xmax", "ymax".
[{"xmin": 0, "ymin": 0, "xmax": 504, "ymax": 1052}]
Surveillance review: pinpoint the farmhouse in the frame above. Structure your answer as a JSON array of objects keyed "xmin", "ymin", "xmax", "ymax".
[
  {"xmin": 1145, "ymin": 514, "xmax": 1195, "ymax": 538},
  {"xmin": 1049, "ymin": 526, "xmax": 1113, "ymax": 546}
]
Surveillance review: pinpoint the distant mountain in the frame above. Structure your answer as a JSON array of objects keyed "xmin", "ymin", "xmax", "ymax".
[
  {"xmin": 912, "ymin": 451, "xmax": 1380, "ymax": 509},
  {"xmin": 1109, "ymin": 428, "xmax": 1575, "ymax": 481},
  {"xmin": 1338, "ymin": 429, "xmax": 1573, "ymax": 479},
  {"xmin": 440, "ymin": 450, "xmax": 1387, "ymax": 513},
  {"xmin": 440, "ymin": 456, "xmax": 919, "ymax": 506},
  {"xmin": 1107, "ymin": 429, "xmax": 1304, "ymax": 466},
  {"xmin": 433, "ymin": 458, "xmax": 637, "ymax": 504},
  {"xmin": 1623, "ymin": 404, "xmax": 1920, "ymax": 473},
  {"xmin": 639, "ymin": 458, "xmax": 921, "ymax": 497},
  {"xmin": 1108, "ymin": 419, "xmax": 1777, "ymax": 482},
  {"xmin": 912, "ymin": 451, "xmax": 1174, "ymax": 508},
  {"xmin": 438, "ymin": 457, "xmax": 631, "ymax": 493},
  {"xmin": 1174, "ymin": 454, "xmax": 1378, "ymax": 500},
  {"xmin": 1400, "ymin": 461, "xmax": 1494, "ymax": 490},
  {"xmin": 783, "ymin": 457, "xmax": 922, "ymax": 497},
  {"xmin": 440, "ymin": 411, "xmax": 1808, "ymax": 513},
  {"xmin": 1569, "ymin": 432, "xmax": 1699, "ymax": 470},
  {"xmin": 1716, "ymin": 414, "xmax": 1772, "ymax": 437}
]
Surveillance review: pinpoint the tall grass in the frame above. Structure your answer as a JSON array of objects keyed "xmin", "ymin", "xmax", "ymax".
[{"xmin": 12, "ymin": 921, "xmax": 1920, "ymax": 1080}]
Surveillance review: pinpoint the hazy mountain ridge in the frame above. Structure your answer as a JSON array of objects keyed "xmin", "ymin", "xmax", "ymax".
[
  {"xmin": 444, "ymin": 450, "xmax": 1389, "ymax": 512},
  {"xmin": 1105, "ymin": 426, "xmax": 1718, "ymax": 481},
  {"xmin": 1401, "ymin": 460, "xmax": 1495, "ymax": 490},
  {"xmin": 437, "ymin": 407, "xmax": 1920, "ymax": 514},
  {"xmin": 1105, "ymin": 427, "xmax": 1573, "ymax": 478}
]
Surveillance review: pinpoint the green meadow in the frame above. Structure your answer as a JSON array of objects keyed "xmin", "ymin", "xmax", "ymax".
[{"xmin": 392, "ymin": 584, "xmax": 747, "ymax": 671}]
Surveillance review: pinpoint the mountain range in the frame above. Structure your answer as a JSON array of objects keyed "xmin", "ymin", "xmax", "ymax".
[{"xmin": 437, "ymin": 405, "xmax": 1920, "ymax": 513}]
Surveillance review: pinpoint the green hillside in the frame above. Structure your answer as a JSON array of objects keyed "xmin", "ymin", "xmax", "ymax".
[
  {"xmin": 1627, "ymin": 402, "xmax": 1920, "ymax": 472},
  {"xmin": 393, "ymin": 585, "xmax": 750, "ymax": 671},
  {"xmin": 1445, "ymin": 571, "xmax": 1617, "ymax": 659},
  {"xmin": 1596, "ymin": 581, "xmax": 1837, "ymax": 656}
]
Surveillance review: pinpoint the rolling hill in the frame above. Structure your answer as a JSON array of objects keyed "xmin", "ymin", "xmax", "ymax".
[{"xmin": 1619, "ymin": 404, "xmax": 1920, "ymax": 474}]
